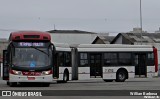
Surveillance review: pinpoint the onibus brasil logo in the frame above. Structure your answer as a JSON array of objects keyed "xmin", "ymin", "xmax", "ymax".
[{"xmin": 2, "ymin": 91, "xmax": 42, "ymax": 96}]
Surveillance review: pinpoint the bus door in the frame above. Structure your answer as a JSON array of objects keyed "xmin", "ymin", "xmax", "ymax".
[
  {"xmin": 51, "ymin": 44, "xmax": 59, "ymax": 79},
  {"xmin": 90, "ymin": 54, "xmax": 102, "ymax": 78},
  {"xmin": 2, "ymin": 50, "xmax": 9, "ymax": 80},
  {"xmin": 53, "ymin": 52, "xmax": 59, "ymax": 78},
  {"xmin": 135, "ymin": 53, "xmax": 147, "ymax": 77}
]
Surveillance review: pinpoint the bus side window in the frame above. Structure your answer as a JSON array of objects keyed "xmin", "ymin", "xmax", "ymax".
[
  {"xmin": 135, "ymin": 54, "xmax": 138, "ymax": 65},
  {"xmin": 147, "ymin": 52, "xmax": 154, "ymax": 66},
  {"xmin": 65, "ymin": 52, "xmax": 71, "ymax": 67},
  {"xmin": 79, "ymin": 53, "xmax": 88, "ymax": 67},
  {"xmin": 58, "ymin": 52, "xmax": 64, "ymax": 66},
  {"xmin": 104, "ymin": 53, "xmax": 118, "ymax": 66},
  {"xmin": 118, "ymin": 53, "xmax": 132, "ymax": 66}
]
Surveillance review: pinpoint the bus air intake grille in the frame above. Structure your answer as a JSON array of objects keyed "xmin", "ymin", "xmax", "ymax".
[{"xmin": 24, "ymin": 35, "xmax": 40, "ymax": 39}]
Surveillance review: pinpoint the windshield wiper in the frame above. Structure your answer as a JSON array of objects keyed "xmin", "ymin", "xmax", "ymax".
[{"xmin": 30, "ymin": 46, "xmax": 49, "ymax": 56}]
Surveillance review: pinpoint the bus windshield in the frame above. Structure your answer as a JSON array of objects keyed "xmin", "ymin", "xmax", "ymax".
[{"xmin": 12, "ymin": 47, "xmax": 52, "ymax": 67}]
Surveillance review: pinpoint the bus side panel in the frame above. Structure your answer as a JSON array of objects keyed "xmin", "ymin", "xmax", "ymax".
[
  {"xmin": 153, "ymin": 48, "xmax": 158, "ymax": 73},
  {"xmin": 78, "ymin": 67, "xmax": 90, "ymax": 80},
  {"xmin": 102, "ymin": 66, "xmax": 135, "ymax": 80},
  {"xmin": 58, "ymin": 67, "xmax": 72, "ymax": 80},
  {"xmin": 147, "ymin": 66, "xmax": 155, "ymax": 77},
  {"xmin": 103, "ymin": 67, "xmax": 116, "ymax": 80}
]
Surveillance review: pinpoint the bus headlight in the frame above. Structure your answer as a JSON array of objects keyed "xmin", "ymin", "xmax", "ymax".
[
  {"xmin": 10, "ymin": 70, "xmax": 22, "ymax": 75},
  {"xmin": 42, "ymin": 70, "xmax": 52, "ymax": 75}
]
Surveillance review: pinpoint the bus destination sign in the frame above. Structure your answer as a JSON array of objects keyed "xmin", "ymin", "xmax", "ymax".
[{"xmin": 19, "ymin": 42, "xmax": 44, "ymax": 47}]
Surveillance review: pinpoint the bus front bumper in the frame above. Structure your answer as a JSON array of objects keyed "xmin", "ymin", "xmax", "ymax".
[{"xmin": 9, "ymin": 74, "xmax": 53, "ymax": 82}]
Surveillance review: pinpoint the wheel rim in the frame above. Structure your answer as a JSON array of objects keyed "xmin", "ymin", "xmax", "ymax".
[
  {"xmin": 64, "ymin": 74, "xmax": 67, "ymax": 81},
  {"xmin": 119, "ymin": 72, "xmax": 125, "ymax": 80}
]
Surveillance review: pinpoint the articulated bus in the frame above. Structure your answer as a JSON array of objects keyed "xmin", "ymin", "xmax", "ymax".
[
  {"xmin": 2, "ymin": 31, "xmax": 55, "ymax": 87},
  {"xmin": 54, "ymin": 44, "xmax": 158, "ymax": 82},
  {"xmin": 2, "ymin": 32, "xmax": 158, "ymax": 87}
]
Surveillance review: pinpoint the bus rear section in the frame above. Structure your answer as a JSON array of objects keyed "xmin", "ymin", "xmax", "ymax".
[
  {"xmin": 2, "ymin": 31, "xmax": 54, "ymax": 87},
  {"xmin": 73, "ymin": 44, "xmax": 158, "ymax": 82}
]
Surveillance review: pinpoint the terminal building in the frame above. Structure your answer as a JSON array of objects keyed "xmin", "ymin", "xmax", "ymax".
[
  {"xmin": 48, "ymin": 30, "xmax": 109, "ymax": 44},
  {"xmin": 0, "ymin": 38, "xmax": 8, "ymax": 63}
]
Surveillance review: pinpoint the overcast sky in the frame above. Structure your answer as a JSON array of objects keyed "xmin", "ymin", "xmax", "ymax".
[{"xmin": 0, "ymin": 0, "xmax": 160, "ymax": 38}]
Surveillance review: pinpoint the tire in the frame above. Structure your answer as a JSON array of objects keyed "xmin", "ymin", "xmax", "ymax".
[
  {"xmin": 103, "ymin": 80, "xmax": 113, "ymax": 82},
  {"xmin": 116, "ymin": 70, "xmax": 127, "ymax": 82},
  {"xmin": 63, "ymin": 72, "xmax": 69, "ymax": 83},
  {"xmin": 9, "ymin": 82, "xmax": 17, "ymax": 87},
  {"xmin": 6, "ymin": 81, "xmax": 9, "ymax": 86}
]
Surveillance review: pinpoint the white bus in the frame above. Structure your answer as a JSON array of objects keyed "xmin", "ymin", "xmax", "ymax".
[{"xmin": 54, "ymin": 44, "xmax": 158, "ymax": 82}]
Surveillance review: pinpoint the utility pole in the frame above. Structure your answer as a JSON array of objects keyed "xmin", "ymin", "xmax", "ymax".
[
  {"xmin": 54, "ymin": 24, "xmax": 56, "ymax": 30},
  {"xmin": 140, "ymin": 0, "xmax": 143, "ymax": 45}
]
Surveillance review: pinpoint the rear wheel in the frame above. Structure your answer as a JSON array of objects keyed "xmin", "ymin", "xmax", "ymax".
[{"xmin": 116, "ymin": 70, "xmax": 127, "ymax": 82}]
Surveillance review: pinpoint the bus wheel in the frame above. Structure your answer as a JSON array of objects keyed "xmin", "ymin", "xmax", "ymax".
[
  {"xmin": 103, "ymin": 79, "xmax": 113, "ymax": 82},
  {"xmin": 9, "ymin": 82, "xmax": 17, "ymax": 87},
  {"xmin": 6, "ymin": 81, "xmax": 9, "ymax": 86},
  {"xmin": 116, "ymin": 70, "xmax": 127, "ymax": 82},
  {"xmin": 63, "ymin": 72, "xmax": 69, "ymax": 83}
]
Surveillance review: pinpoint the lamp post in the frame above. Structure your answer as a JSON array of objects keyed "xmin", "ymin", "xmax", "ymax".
[{"xmin": 140, "ymin": 0, "xmax": 143, "ymax": 45}]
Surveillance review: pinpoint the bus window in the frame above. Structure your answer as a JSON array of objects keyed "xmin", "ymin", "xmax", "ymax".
[
  {"xmin": 58, "ymin": 52, "xmax": 64, "ymax": 66},
  {"xmin": 65, "ymin": 52, "xmax": 71, "ymax": 67},
  {"xmin": 80, "ymin": 53, "xmax": 88, "ymax": 67},
  {"xmin": 104, "ymin": 53, "xmax": 118, "ymax": 66},
  {"xmin": 147, "ymin": 52, "xmax": 154, "ymax": 66},
  {"xmin": 118, "ymin": 53, "xmax": 132, "ymax": 66}
]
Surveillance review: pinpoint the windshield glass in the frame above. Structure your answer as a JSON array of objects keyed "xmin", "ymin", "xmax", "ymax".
[{"xmin": 12, "ymin": 47, "xmax": 52, "ymax": 67}]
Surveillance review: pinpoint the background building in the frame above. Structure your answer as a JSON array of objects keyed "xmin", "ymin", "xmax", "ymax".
[
  {"xmin": 155, "ymin": 27, "xmax": 160, "ymax": 33},
  {"xmin": 0, "ymin": 38, "xmax": 8, "ymax": 77},
  {"xmin": 0, "ymin": 38, "xmax": 8, "ymax": 62},
  {"xmin": 48, "ymin": 30, "xmax": 108, "ymax": 44},
  {"xmin": 92, "ymin": 36, "xmax": 115, "ymax": 44}
]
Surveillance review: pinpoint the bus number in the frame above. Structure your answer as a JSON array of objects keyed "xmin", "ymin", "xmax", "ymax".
[{"xmin": 105, "ymin": 69, "xmax": 113, "ymax": 73}]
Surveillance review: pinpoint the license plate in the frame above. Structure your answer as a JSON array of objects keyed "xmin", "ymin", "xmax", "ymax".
[{"xmin": 28, "ymin": 77, "xmax": 35, "ymax": 80}]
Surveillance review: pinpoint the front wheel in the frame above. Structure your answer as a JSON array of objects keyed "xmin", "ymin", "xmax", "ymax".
[
  {"xmin": 116, "ymin": 70, "xmax": 127, "ymax": 82},
  {"xmin": 6, "ymin": 81, "xmax": 9, "ymax": 86}
]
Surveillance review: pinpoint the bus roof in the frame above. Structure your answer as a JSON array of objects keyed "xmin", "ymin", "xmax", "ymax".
[
  {"xmin": 9, "ymin": 31, "xmax": 51, "ymax": 41},
  {"xmin": 77, "ymin": 44, "xmax": 153, "ymax": 48},
  {"xmin": 77, "ymin": 44, "xmax": 154, "ymax": 52},
  {"xmin": 53, "ymin": 42, "xmax": 71, "ymax": 51}
]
